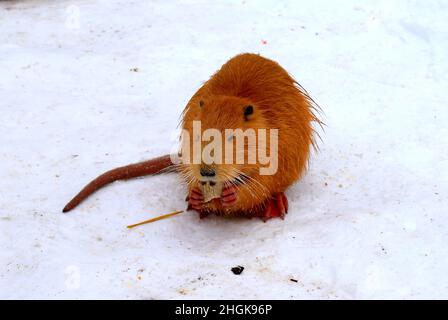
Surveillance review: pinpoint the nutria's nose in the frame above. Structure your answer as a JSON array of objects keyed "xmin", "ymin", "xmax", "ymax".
[{"xmin": 200, "ymin": 167, "xmax": 216, "ymax": 177}]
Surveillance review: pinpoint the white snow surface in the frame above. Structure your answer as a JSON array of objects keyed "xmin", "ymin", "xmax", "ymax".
[{"xmin": 1, "ymin": 0, "xmax": 447, "ymax": 299}]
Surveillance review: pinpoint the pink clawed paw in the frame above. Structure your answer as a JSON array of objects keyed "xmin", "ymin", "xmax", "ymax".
[
  {"xmin": 261, "ymin": 192, "xmax": 288, "ymax": 222},
  {"xmin": 186, "ymin": 187, "xmax": 203, "ymax": 211},
  {"xmin": 220, "ymin": 186, "xmax": 237, "ymax": 207}
]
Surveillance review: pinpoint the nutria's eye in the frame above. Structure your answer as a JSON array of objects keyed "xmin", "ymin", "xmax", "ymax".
[
  {"xmin": 199, "ymin": 100, "xmax": 204, "ymax": 108},
  {"xmin": 244, "ymin": 105, "xmax": 253, "ymax": 121}
]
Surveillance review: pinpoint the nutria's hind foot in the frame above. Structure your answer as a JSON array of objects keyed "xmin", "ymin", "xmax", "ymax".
[{"xmin": 261, "ymin": 192, "xmax": 289, "ymax": 222}]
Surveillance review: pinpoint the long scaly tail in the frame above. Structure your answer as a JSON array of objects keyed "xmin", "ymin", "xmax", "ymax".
[{"xmin": 62, "ymin": 154, "xmax": 173, "ymax": 212}]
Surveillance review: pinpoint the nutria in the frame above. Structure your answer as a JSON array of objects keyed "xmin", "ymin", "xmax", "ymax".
[{"xmin": 63, "ymin": 53, "xmax": 321, "ymax": 221}]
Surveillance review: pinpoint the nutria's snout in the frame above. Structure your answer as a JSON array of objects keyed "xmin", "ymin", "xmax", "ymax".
[
  {"xmin": 199, "ymin": 165, "xmax": 218, "ymax": 186},
  {"xmin": 200, "ymin": 166, "xmax": 215, "ymax": 177}
]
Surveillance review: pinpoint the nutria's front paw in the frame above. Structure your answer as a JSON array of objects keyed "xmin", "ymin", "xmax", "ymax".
[
  {"xmin": 220, "ymin": 186, "xmax": 237, "ymax": 207},
  {"xmin": 186, "ymin": 188, "xmax": 210, "ymax": 219},
  {"xmin": 186, "ymin": 187, "xmax": 204, "ymax": 211}
]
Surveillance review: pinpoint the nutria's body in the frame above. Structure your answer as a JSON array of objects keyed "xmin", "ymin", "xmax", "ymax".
[
  {"xmin": 180, "ymin": 53, "xmax": 319, "ymax": 219},
  {"xmin": 63, "ymin": 53, "xmax": 320, "ymax": 220}
]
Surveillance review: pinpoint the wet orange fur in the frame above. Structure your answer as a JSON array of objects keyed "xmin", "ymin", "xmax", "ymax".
[{"xmin": 180, "ymin": 53, "xmax": 321, "ymax": 216}]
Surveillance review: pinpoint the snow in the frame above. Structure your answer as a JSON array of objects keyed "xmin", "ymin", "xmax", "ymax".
[{"xmin": 1, "ymin": 0, "xmax": 447, "ymax": 299}]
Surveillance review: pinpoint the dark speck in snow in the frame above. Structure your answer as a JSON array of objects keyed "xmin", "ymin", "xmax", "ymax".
[{"xmin": 231, "ymin": 266, "xmax": 244, "ymax": 275}]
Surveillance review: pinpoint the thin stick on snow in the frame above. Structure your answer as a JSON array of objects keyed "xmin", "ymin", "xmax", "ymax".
[{"xmin": 127, "ymin": 210, "xmax": 184, "ymax": 229}]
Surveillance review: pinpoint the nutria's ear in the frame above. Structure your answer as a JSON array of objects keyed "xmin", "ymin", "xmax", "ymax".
[{"xmin": 243, "ymin": 105, "xmax": 253, "ymax": 121}]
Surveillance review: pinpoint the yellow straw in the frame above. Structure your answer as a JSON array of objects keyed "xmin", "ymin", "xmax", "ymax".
[{"xmin": 127, "ymin": 210, "xmax": 184, "ymax": 229}]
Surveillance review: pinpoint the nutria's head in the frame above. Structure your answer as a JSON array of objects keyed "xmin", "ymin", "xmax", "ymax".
[{"xmin": 177, "ymin": 95, "xmax": 278, "ymax": 209}]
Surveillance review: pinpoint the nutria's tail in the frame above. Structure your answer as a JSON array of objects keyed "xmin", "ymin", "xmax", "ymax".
[{"xmin": 62, "ymin": 154, "xmax": 174, "ymax": 213}]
